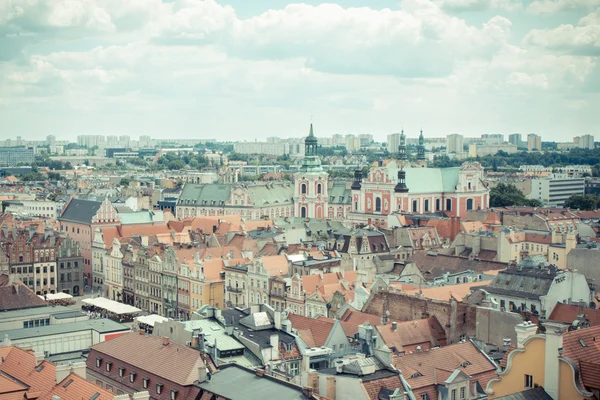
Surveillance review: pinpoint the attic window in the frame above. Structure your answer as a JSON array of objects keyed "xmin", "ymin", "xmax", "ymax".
[
  {"xmin": 96, "ymin": 357, "xmax": 102, "ymax": 368},
  {"xmin": 90, "ymin": 393, "xmax": 100, "ymax": 400},
  {"xmin": 106, "ymin": 362, "xmax": 112, "ymax": 372},
  {"xmin": 410, "ymin": 372, "xmax": 422, "ymax": 378},
  {"xmin": 579, "ymin": 339, "xmax": 587, "ymax": 347},
  {"xmin": 119, "ymin": 367, "xmax": 125, "ymax": 377},
  {"xmin": 460, "ymin": 361, "xmax": 471, "ymax": 368},
  {"xmin": 130, "ymin": 371, "xmax": 137, "ymax": 383},
  {"xmin": 36, "ymin": 365, "xmax": 45, "ymax": 372},
  {"xmin": 143, "ymin": 377, "xmax": 150, "ymax": 388},
  {"xmin": 63, "ymin": 379, "xmax": 73, "ymax": 388},
  {"xmin": 171, "ymin": 389, "xmax": 179, "ymax": 400}
]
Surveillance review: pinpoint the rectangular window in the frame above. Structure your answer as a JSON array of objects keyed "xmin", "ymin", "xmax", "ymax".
[
  {"xmin": 451, "ymin": 389, "xmax": 456, "ymax": 400},
  {"xmin": 460, "ymin": 387, "xmax": 465, "ymax": 399},
  {"xmin": 96, "ymin": 357, "xmax": 102, "ymax": 368},
  {"xmin": 119, "ymin": 367, "xmax": 125, "ymax": 377},
  {"xmin": 156, "ymin": 384, "xmax": 163, "ymax": 394},
  {"xmin": 525, "ymin": 374, "xmax": 533, "ymax": 388},
  {"xmin": 106, "ymin": 362, "xmax": 112, "ymax": 372},
  {"xmin": 143, "ymin": 377, "xmax": 149, "ymax": 388}
]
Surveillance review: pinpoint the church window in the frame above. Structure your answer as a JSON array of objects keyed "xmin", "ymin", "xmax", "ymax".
[
  {"xmin": 424, "ymin": 199, "xmax": 430, "ymax": 212},
  {"xmin": 436, "ymin": 198, "xmax": 441, "ymax": 211},
  {"xmin": 446, "ymin": 198, "xmax": 452, "ymax": 211},
  {"xmin": 466, "ymin": 198, "xmax": 474, "ymax": 211},
  {"xmin": 301, "ymin": 183, "xmax": 307, "ymax": 194},
  {"xmin": 375, "ymin": 198, "xmax": 381, "ymax": 212},
  {"xmin": 317, "ymin": 184, "xmax": 322, "ymax": 194},
  {"xmin": 412, "ymin": 200, "xmax": 418, "ymax": 213},
  {"xmin": 301, "ymin": 207, "xmax": 307, "ymax": 218}
]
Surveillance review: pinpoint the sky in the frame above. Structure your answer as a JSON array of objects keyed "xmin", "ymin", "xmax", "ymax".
[{"xmin": 0, "ymin": 0, "xmax": 599, "ymax": 142}]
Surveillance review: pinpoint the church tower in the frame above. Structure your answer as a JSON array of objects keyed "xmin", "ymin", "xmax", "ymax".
[
  {"xmin": 294, "ymin": 124, "xmax": 329, "ymax": 219},
  {"xmin": 395, "ymin": 130, "xmax": 409, "ymax": 194},
  {"xmin": 416, "ymin": 129, "xmax": 427, "ymax": 167}
]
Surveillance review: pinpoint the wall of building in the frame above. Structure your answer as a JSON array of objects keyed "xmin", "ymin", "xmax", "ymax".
[{"xmin": 474, "ymin": 307, "xmax": 524, "ymax": 348}]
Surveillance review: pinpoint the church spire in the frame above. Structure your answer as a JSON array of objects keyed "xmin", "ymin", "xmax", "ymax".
[
  {"xmin": 417, "ymin": 129, "xmax": 425, "ymax": 161},
  {"xmin": 398, "ymin": 129, "xmax": 408, "ymax": 162},
  {"xmin": 300, "ymin": 122, "xmax": 322, "ymax": 172}
]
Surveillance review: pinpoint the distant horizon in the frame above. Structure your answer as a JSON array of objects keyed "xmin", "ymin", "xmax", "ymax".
[{"xmin": 1, "ymin": 0, "xmax": 598, "ymax": 141}]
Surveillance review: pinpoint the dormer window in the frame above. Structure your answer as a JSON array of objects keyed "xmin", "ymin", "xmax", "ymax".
[
  {"xmin": 143, "ymin": 377, "xmax": 150, "ymax": 388},
  {"xmin": 96, "ymin": 357, "xmax": 102, "ymax": 368},
  {"xmin": 459, "ymin": 361, "xmax": 471, "ymax": 368},
  {"xmin": 119, "ymin": 367, "xmax": 125, "ymax": 377},
  {"xmin": 130, "ymin": 371, "xmax": 136, "ymax": 383},
  {"xmin": 156, "ymin": 383, "xmax": 163, "ymax": 394},
  {"xmin": 171, "ymin": 389, "xmax": 179, "ymax": 400},
  {"xmin": 106, "ymin": 361, "xmax": 112, "ymax": 372}
]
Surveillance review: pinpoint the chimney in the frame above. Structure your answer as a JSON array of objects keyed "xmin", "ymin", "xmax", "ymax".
[
  {"xmin": 274, "ymin": 310, "xmax": 281, "ymax": 330},
  {"xmin": 334, "ymin": 359, "xmax": 344, "ymax": 374},
  {"xmin": 515, "ymin": 321, "xmax": 538, "ymax": 348},
  {"xmin": 391, "ymin": 321, "xmax": 397, "ymax": 332},
  {"xmin": 191, "ymin": 335, "xmax": 200, "ymax": 349},
  {"xmin": 55, "ymin": 364, "xmax": 71, "ymax": 384},
  {"xmin": 161, "ymin": 337, "xmax": 170, "ymax": 346},
  {"xmin": 270, "ymin": 334, "xmax": 279, "ymax": 356},
  {"xmin": 374, "ymin": 345, "xmax": 393, "ymax": 366},
  {"xmin": 52, "ymin": 396, "xmax": 61, "ymax": 400},
  {"xmin": 131, "ymin": 392, "xmax": 150, "ymax": 400},
  {"xmin": 256, "ymin": 369, "xmax": 265, "ymax": 377},
  {"xmin": 141, "ymin": 235, "xmax": 148, "ymax": 247},
  {"xmin": 543, "ymin": 321, "xmax": 569, "ymax": 400},
  {"xmin": 70, "ymin": 361, "xmax": 86, "ymax": 379},
  {"xmin": 198, "ymin": 366, "xmax": 208, "ymax": 383},
  {"xmin": 308, "ymin": 371, "xmax": 319, "ymax": 394},
  {"xmin": 326, "ymin": 376, "xmax": 336, "ymax": 400}
]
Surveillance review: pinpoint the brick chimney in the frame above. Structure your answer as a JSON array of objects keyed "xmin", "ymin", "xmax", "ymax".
[
  {"xmin": 161, "ymin": 337, "xmax": 170, "ymax": 346},
  {"xmin": 325, "ymin": 376, "xmax": 336, "ymax": 399}
]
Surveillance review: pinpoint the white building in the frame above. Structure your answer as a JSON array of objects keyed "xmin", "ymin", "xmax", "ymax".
[
  {"xmin": 387, "ymin": 133, "xmax": 402, "ymax": 154},
  {"xmin": 527, "ymin": 134, "xmax": 542, "ymax": 151},
  {"xmin": 234, "ymin": 142, "xmax": 290, "ymax": 156},
  {"xmin": 529, "ymin": 177, "xmax": 585, "ymax": 207},
  {"xmin": 575, "ymin": 134, "xmax": 594, "ymax": 150},
  {"xmin": 480, "ymin": 259, "xmax": 592, "ymax": 319},
  {"xmin": 446, "ymin": 134, "xmax": 464, "ymax": 154},
  {"xmin": 468, "ymin": 143, "xmax": 518, "ymax": 157}
]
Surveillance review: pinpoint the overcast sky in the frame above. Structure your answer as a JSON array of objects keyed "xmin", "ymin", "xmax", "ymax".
[{"xmin": 0, "ymin": 0, "xmax": 598, "ymax": 142}]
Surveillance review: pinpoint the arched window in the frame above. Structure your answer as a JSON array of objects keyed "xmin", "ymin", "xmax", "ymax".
[
  {"xmin": 375, "ymin": 198, "xmax": 382, "ymax": 212},
  {"xmin": 446, "ymin": 198, "xmax": 452, "ymax": 211},
  {"xmin": 317, "ymin": 183, "xmax": 322, "ymax": 194},
  {"xmin": 412, "ymin": 200, "xmax": 418, "ymax": 213},
  {"xmin": 466, "ymin": 198, "xmax": 474, "ymax": 211},
  {"xmin": 468, "ymin": 182, "xmax": 472, "ymax": 190},
  {"xmin": 424, "ymin": 199, "xmax": 430, "ymax": 212},
  {"xmin": 301, "ymin": 183, "xmax": 307, "ymax": 194},
  {"xmin": 301, "ymin": 207, "xmax": 307, "ymax": 218}
]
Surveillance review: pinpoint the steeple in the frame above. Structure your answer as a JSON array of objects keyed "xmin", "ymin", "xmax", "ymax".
[
  {"xmin": 398, "ymin": 129, "xmax": 407, "ymax": 162},
  {"xmin": 394, "ymin": 169, "xmax": 408, "ymax": 193},
  {"xmin": 300, "ymin": 123, "xmax": 323, "ymax": 172},
  {"xmin": 417, "ymin": 129, "xmax": 425, "ymax": 161},
  {"xmin": 351, "ymin": 169, "xmax": 362, "ymax": 190}
]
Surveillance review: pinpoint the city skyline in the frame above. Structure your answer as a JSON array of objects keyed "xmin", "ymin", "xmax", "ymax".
[{"xmin": 1, "ymin": 0, "xmax": 598, "ymax": 141}]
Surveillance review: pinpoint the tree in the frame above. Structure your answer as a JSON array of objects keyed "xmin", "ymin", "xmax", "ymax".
[
  {"xmin": 119, "ymin": 178, "xmax": 131, "ymax": 186},
  {"xmin": 20, "ymin": 171, "xmax": 45, "ymax": 182},
  {"xmin": 47, "ymin": 172, "xmax": 62, "ymax": 181},
  {"xmin": 490, "ymin": 183, "xmax": 541, "ymax": 208},
  {"xmin": 564, "ymin": 194, "xmax": 599, "ymax": 210},
  {"xmin": 167, "ymin": 159, "xmax": 186, "ymax": 170}
]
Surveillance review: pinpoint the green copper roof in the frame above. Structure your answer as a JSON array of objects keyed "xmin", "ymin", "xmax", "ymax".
[{"xmin": 382, "ymin": 161, "xmax": 460, "ymax": 193}]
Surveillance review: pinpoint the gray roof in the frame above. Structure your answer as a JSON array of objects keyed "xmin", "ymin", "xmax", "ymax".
[
  {"xmin": 0, "ymin": 318, "xmax": 129, "ymax": 341},
  {"xmin": 329, "ymin": 182, "xmax": 351, "ymax": 204},
  {"xmin": 52, "ymin": 310, "xmax": 87, "ymax": 320},
  {"xmin": 0, "ymin": 305, "xmax": 72, "ymax": 320},
  {"xmin": 195, "ymin": 364, "xmax": 306, "ymax": 399},
  {"xmin": 494, "ymin": 388, "xmax": 552, "ymax": 400},
  {"xmin": 483, "ymin": 266, "xmax": 558, "ymax": 300},
  {"xmin": 59, "ymin": 198, "xmax": 102, "ymax": 224},
  {"xmin": 178, "ymin": 183, "xmax": 294, "ymax": 208}
]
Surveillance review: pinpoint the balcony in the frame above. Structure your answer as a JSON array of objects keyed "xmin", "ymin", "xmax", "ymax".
[{"xmin": 227, "ymin": 286, "xmax": 242, "ymax": 293}]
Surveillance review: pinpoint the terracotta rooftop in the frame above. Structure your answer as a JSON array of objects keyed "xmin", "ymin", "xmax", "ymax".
[
  {"xmin": 375, "ymin": 317, "xmax": 447, "ymax": 353},
  {"xmin": 88, "ymin": 332, "xmax": 205, "ymax": 386},
  {"xmin": 260, "ymin": 254, "xmax": 289, "ymax": 276},
  {"xmin": 548, "ymin": 303, "xmax": 600, "ymax": 327},
  {"xmin": 392, "ymin": 341, "xmax": 497, "ymax": 396},
  {"xmin": 562, "ymin": 325, "xmax": 600, "ymax": 390},
  {"xmin": 338, "ymin": 309, "xmax": 382, "ymax": 337},
  {"xmin": 287, "ymin": 313, "xmax": 335, "ymax": 348},
  {"xmin": 0, "ymin": 347, "xmax": 56, "ymax": 394},
  {"xmin": 403, "ymin": 281, "xmax": 493, "ymax": 302},
  {"xmin": 40, "ymin": 372, "xmax": 114, "ymax": 400},
  {"xmin": 0, "ymin": 274, "xmax": 48, "ymax": 311},
  {"xmin": 361, "ymin": 375, "xmax": 404, "ymax": 400}
]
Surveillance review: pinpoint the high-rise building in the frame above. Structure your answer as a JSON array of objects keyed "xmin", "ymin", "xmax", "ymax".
[
  {"xmin": 509, "ymin": 133, "xmax": 522, "ymax": 145},
  {"xmin": 345, "ymin": 134, "xmax": 361, "ymax": 152},
  {"xmin": 387, "ymin": 133, "xmax": 402, "ymax": 154},
  {"xmin": 481, "ymin": 134, "xmax": 504, "ymax": 145},
  {"xmin": 0, "ymin": 147, "xmax": 35, "ymax": 166},
  {"xmin": 446, "ymin": 134, "xmax": 464, "ymax": 154},
  {"xmin": 358, "ymin": 134, "xmax": 373, "ymax": 147},
  {"xmin": 46, "ymin": 135, "xmax": 56, "ymax": 146},
  {"xmin": 530, "ymin": 177, "xmax": 585, "ymax": 207},
  {"xmin": 575, "ymin": 134, "xmax": 594, "ymax": 150},
  {"xmin": 527, "ymin": 134, "xmax": 542, "ymax": 151}
]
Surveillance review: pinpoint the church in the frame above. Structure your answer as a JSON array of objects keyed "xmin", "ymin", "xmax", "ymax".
[{"xmin": 294, "ymin": 125, "xmax": 489, "ymax": 227}]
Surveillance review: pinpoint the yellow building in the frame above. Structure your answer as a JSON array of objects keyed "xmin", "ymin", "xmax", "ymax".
[
  {"xmin": 508, "ymin": 231, "xmax": 577, "ymax": 268},
  {"xmin": 189, "ymin": 258, "xmax": 225, "ymax": 311},
  {"xmin": 487, "ymin": 321, "xmax": 598, "ymax": 399}
]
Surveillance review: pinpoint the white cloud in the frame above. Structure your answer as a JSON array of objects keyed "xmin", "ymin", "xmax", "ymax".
[
  {"xmin": 0, "ymin": 0, "xmax": 598, "ymax": 140},
  {"xmin": 527, "ymin": 0, "xmax": 600, "ymax": 14}
]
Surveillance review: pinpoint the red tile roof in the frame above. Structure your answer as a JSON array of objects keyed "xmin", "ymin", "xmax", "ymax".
[
  {"xmin": 88, "ymin": 332, "xmax": 205, "ymax": 385},
  {"xmin": 0, "ymin": 347, "xmax": 56, "ymax": 394},
  {"xmin": 40, "ymin": 372, "xmax": 114, "ymax": 400},
  {"xmin": 375, "ymin": 317, "xmax": 447, "ymax": 353},
  {"xmin": 361, "ymin": 375, "xmax": 403, "ymax": 400},
  {"xmin": 287, "ymin": 313, "xmax": 334, "ymax": 347},
  {"xmin": 562, "ymin": 325, "xmax": 600, "ymax": 390},
  {"xmin": 338, "ymin": 309, "xmax": 382, "ymax": 337},
  {"xmin": 392, "ymin": 342, "xmax": 497, "ymax": 395},
  {"xmin": 548, "ymin": 304, "xmax": 600, "ymax": 327},
  {"xmin": 0, "ymin": 274, "xmax": 48, "ymax": 311}
]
